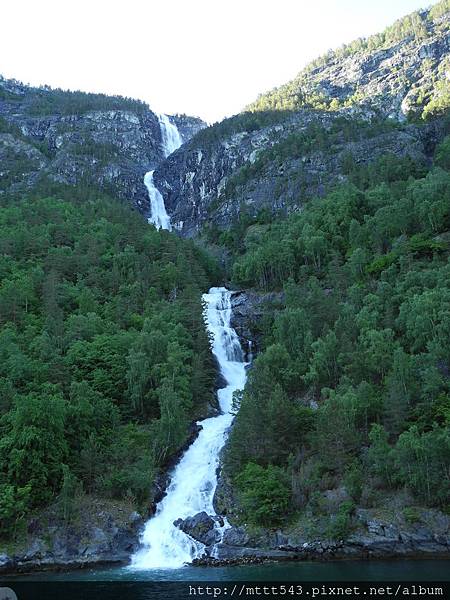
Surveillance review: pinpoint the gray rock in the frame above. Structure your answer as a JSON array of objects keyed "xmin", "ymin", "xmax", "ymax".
[
  {"xmin": 222, "ymin": 526, "xmax": 250, "ymax": 547},
  {"xmin": 230, "ymin": 290, "xmax": 284, "ymax": 357},
  {"xmin": 0, "ymin": 507, "xmax": 145, "ymax": 574},
  {"xmin": 214, "ymin": 544, "xmax": 298, "ymax": 561},
  {"xmin": 174, "ymin": 511, "xmax": 221, "ymax": 546},
  {"xmin": 322, "ymin": 487, "xmax": 351, "ymax": 513},
  {"xmin": 0, "ymin": 553, "xmax": 13, "ymax": 569},
  {"xmin": 154, "ymin": 112, "xmax": 446, "ymax": 237},
  {"xmin": 0, "ymin": 76, "xmax": 205, "ymax": 214}
]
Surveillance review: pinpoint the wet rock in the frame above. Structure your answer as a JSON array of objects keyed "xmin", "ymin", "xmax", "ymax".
[
  {"xmin": 172, "ymin": 114, "xmax": 206, "ymax": 145},
  {"xmin": 212, "ymin": 544, "xmax": 299, "ymax": 561},
  {"xmin": 174, "ymin": 511, "xmax": 221, "ymax": 546},
  {"xmin": 191, "ymin": 505, "xmax": 450, "ymax": 566},
  {"xmin": 150, "ymin": 422, "xmax": 203, "ymax": 513},
  {"xmin": 230, "ymin": 290, "xmax": 284, "ymax": 357}
]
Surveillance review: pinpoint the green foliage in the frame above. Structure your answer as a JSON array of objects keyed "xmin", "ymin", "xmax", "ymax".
[
  {"xmin": 217, "ymin": 118, "xmax": 400, "ymax": 211},
  {"xmin": 235, "ymin": 463, "xmax": 292, "ymax": 526},
  {"xmin": 246, "ymin": 4, "xmax": 446, "ymax": 117},
  {"xmin": 226, "ymin": 346, "xmax": 315, "ymax": 473},
  {"xmin": 0, "ymin": 390, "xmax": 69, "ymax": 505},
  {"xmin": 225, "ymin": 145, "xmax": 450, "ymax": 519},
  {"xmin": 429, "ymin": 0, "xmax": 450, "ymax": 21},
  {"xmin": 0, "ymin": 188, "xmax": 219, "ymax": 531},
  {"xmin": 434, "ymin": 135, "xmax": 450, "ymax": 170},
  {"xmin": 23, "ymin": 86, "xmax": 149, "ymax": 117},
  {"xmin": 367, "ymin": 424, "xmax": 394, "ymax": 486},
  {"xmin": 57, "ymin": 465, "xmax": 82, "ymax": 523},
  {"xmin": 343, "ymin": 460, "xmax": 364, "ymax": 501},
  {"xmin": 192, "ymin": 111, "xmax": 293, "ymax": 147},
  {"xmin": 393, "ymin": 425, "xmax": 450, "ymax": 504},
  {"xmin": 326, "ymin": 500, "xmax": 355, "ymax": 540},
  {"xmin": 422, "ymin": 80, "xmax": 450, "ymax": 120},
  {"xmin": 100, "ymin": 425, "xmax": 156, "ymax": 506},
  {"xmin": 403, "ymin": 506, "xmax": 421, "ymax": 524},
  {"xmin": 0, "ymin": 483, "xmax": 30, "ymax": 536},
  {"xmin": 312, "ymin": 388, "xmax": 363, "ymax": 470}
]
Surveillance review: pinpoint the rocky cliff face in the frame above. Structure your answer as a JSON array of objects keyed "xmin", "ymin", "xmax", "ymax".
[
  {"xmin": 249, "ymin": 4, "xmax": 449, "ymax": 121},
  {"xmin": 0, "ymin": 77, "xmax": 205, "ymax": 210},
  {"xmin": 151, "ymin": 5, "xmax": 448, "ymax": 237},
  {"xmin": 172, "ymin": 114, "xmax": 207, "ymax": 144},
  {"xmin": 189, "ymin": 506, "xmax": 450, "ymax": 564},
  {"xmin": 154, "ymin": 111, "xmax": 446, "ymax": 236},
  {"xmin": 0, "ymin": 497, "xmax": 144, "ymax": 574}
]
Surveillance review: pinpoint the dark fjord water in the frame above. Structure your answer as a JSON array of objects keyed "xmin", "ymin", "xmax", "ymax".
[
  {"xmin": 3, "ymin": 560, "xmax": 448, "ymax": 600},
  {"xmin": 4, "ymin": 559, "xmax": 448, "ymax": 580}
]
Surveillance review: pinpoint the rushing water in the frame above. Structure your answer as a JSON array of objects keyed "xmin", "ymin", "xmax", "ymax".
[
  {"xmin": 145, "ymin": 113, "xmax": 182, "ymax": 230},
  {"xmin": 144, "ymin": 170, "xmax": 172, "ymax": 231},
  {"xmin": 129, "ymin": 288, "xmax": 247, "ymax": 569},
  {"xmin": 158, "ymin": 113, "xmax": 183, "ymax": 157}
]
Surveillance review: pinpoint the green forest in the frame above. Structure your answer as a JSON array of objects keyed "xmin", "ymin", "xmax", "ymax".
[
  {"xmin": 221, "ymin": 132, "xmax": 450, "ymax": 534},
  {"xmin": 0, "ymin": 183, "xmax": 220, "ymax": 538},
  {"xmin": 1, "ymin": 118, "xmax": 450, "ymax": 545},
  {"xmin": 1, "ymin": 0, "xmax": 449, "ymax": 549}
]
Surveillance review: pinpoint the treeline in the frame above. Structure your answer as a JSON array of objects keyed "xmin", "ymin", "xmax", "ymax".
[
  {"xmin": 224, "ymin": 134, "xmax": 450, "ymax": 533},
  {"xmin": 0, "ymin": 77, "xmax": 150, "ymax": 116},
  {"xmin": 306, "ymin": 4, "xmax": 445, "ymax": 70},
  {"xmin": 192, "ymin": 110, "xmax": 293, "ymax": 147},
  {"xmin": 0, "ymin": 186, "xmax": 220, "ymax": 537}
]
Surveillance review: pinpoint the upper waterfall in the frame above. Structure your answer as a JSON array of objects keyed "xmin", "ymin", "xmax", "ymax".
[
  {"xmin": 158, "ymin": 113, "xmax": 183, "ymax": 157},
  {"xmin": 146, "ymin": 113, "xmax": 182, "ymax": 230},
  {"xmin": 129, "ymin": 287, "xmax": 247, "ymax": 569}
]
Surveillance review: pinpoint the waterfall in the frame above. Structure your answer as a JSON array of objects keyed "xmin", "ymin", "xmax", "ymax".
[
  {"xmin": 129, "ymin": 287, "xmax": 247, "ymax": 569},
  {"xmin": 144, "ymin": 171, "xmax": 172, "ymax": 231},
  {"xmin": 145, "ymin": 113, "xmax": 182, "ymax": 230},
  {"xmin": 158, "ymin": 113, "xmax": 183, "ymax": 157}
]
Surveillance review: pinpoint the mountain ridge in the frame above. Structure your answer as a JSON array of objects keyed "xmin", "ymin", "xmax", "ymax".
[
  {"xmin": 0, "ymin": 75, "xmax": 206, "ymax": 211},
  {"xmin": 248, "ymin": 1, "xmax": 449, "ymax": 121}
]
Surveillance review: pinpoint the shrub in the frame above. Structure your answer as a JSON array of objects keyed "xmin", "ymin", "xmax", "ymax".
[
  {"xmin": 403, "ymin": 506, "xmax": 421, "ymax": 524},
  {"xmin": 326, "ymin": 500, "xmax": 355, "ymax": 540},
  {"xmin": 235, "ymin": 463, "xmax": 292, "ymax": 527},
  {"xmin": 0, "ymin": 483, "xmax": 31, "ymax": 537}
]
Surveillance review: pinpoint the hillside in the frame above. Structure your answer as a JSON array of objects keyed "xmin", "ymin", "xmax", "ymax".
[
  {"xmin": 0, "ymin": 177, "xmax": 223, "ymax": 563},
  {"xmin": 0, "ymin": 0, "xmax": 449, "ymax": 572},
  {"xmin": 218, "ymin": 136, "xmax": 450, "ymax": 556},
  {"xmin": 152, "ymin": 1, "xmax": 449, "ymax": 237},
  {"xmin": 0, "ymin": 76, "xmax": 205, "ymax": 211},
  {"xmin": 145, "ymin": 0, "xmax": 450, "ymax": 561},
  {"xmin": 248, "ymin": 1, "xmax": 449, "ymax": 120}
]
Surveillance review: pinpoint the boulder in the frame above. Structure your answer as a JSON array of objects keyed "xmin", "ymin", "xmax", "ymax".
[{"xmin": 174, "ymin": 511, "xmax": 221, "ymax": 546}]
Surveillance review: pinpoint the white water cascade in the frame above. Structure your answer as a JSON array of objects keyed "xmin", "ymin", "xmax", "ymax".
[
  {"xmin": 158, "ymin": 113, "xmax": 183, "ymax": 158},
  {"xmin": 144, "ymin": 171, "xmax": 172, "ymax": 231},
  {"xmin": 145, "ymin": 113, "xmax": 182, "ymax": 230},
  {"xmin": 130, "ymin": 287, "xmax": 247, "ymax": 569}
]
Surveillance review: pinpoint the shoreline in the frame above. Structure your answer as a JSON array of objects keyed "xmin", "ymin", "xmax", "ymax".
[{"xmin": 1, "ymin": 546, "xmax": 449, "ymax": 577}]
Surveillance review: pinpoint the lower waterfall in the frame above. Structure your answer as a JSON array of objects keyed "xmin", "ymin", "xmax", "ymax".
[{"xmin": 129, "ymin": 287, "xmax": 247, "ymax": 569}]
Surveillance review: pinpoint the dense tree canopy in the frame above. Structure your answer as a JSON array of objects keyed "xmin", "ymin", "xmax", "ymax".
[
  {"xmin": 0, "ymin": 186, "xmax": 220, "ymax": 535},
  {"xmin": 225, "ymin": 133, "xmax": 450, "ymax": 530}
]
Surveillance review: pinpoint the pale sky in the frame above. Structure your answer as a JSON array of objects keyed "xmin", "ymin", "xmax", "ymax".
[{"xmin": 1, "ymin": 0, "xmax": 431, "ymax": 123}]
